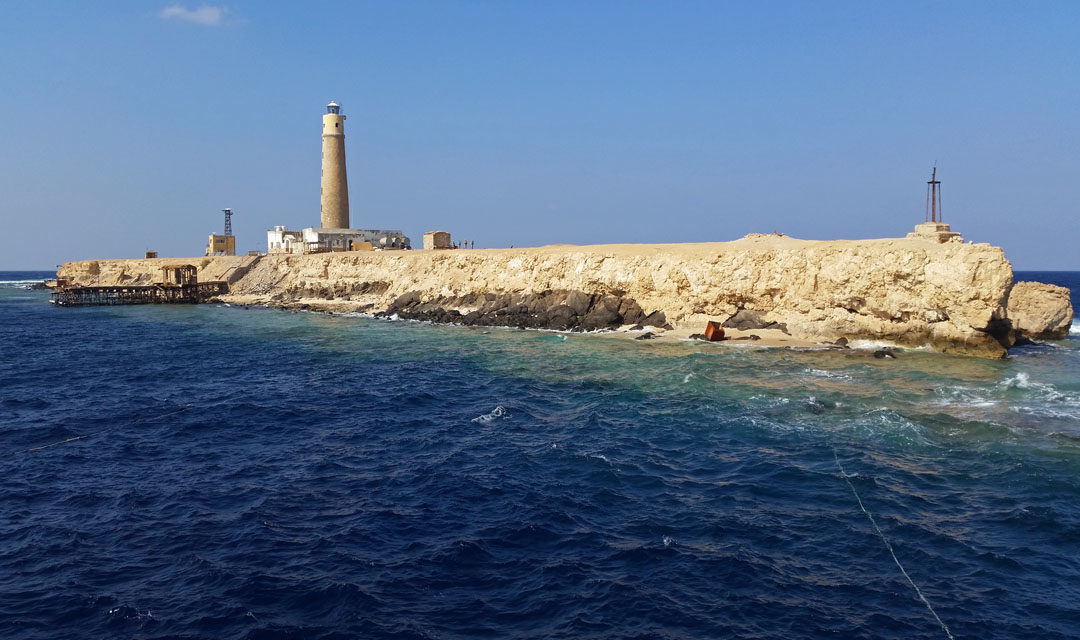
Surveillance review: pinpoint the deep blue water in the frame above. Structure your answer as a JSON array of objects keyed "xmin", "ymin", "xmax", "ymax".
[{"xmin": 2, "ymin": 270, "xmax": 1079, "ymax": 639}]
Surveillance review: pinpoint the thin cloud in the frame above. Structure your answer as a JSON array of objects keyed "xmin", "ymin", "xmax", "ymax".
[{"xmin": 159, "ymin": 5, "xmax": 224, "ymax": 26}]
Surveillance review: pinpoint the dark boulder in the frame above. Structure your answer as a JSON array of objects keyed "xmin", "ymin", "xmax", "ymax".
[
  {"xmin": 565, "ymin": 291, "xmax": 593, "ymax": 316},
  {"xmin": 388, "ymin": 290, "xmax": 422, "ymax": 312},
  {"xmin": 580, "ymin": 295, "xmax": 623, "ymax": 331},
  {"xmin": 542, "ymin": 305, "xmax": 578, "ymax": 331},
  {"xmin": 641, "ymin": 310, "xmax": 670, "ymax": 329},
  {"xmin": 618, "ymin": 299, "xmax": 646, "ymax": 325},
  {"xmin": 725, "ymin": 309, "xmax": 769, "ymax": 330},
  {"xmin": 726, "ymin": 309, "xmax": 789, "ymax": 334},
  {"xmin": 481, "ymin": 293, "xmax": 512, "ymax": 313}
]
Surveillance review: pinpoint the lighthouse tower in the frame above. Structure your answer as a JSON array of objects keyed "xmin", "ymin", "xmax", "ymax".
[{"xmin": 320, "ymin": 101, "xmax": 349, "ymax": 229}]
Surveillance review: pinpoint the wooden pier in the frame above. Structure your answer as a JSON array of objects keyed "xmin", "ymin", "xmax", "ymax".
[{"xmin": 50, "ymin": 264, "xmax": 228, "ymax": 307}]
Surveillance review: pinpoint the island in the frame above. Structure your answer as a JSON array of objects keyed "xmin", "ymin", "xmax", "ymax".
[{"xmin": 56, "ymin": 229, "xmax": 1073, "ymax": 359}]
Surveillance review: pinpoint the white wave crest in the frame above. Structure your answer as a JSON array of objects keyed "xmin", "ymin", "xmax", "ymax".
[
  {"xmin": 805, "ymin": 368, "xmax": 854, "ymax": 381},
  {"xmin": 998, "ymin": 372, "xmax": 1066, "ymax": 400},
  {"xmin": 0, "ymin": 280, "xmax": 46, "ymax": 289},
  {"xmin": 845, "ymin": 339, "xmax": 904, "ymax": 351},
  {"xmin": 1000, "ymin": 372, "xmax": 1033, "ymax": 390},
  {"xmin": 472, "ymin": 405, "xmax": 508, "ymax": 424},
  {"xmin": 748, "ymin": 394, "xmax": 790, "ymax": 408},
  {"xmin": 851, "ymin": 408, "xmax": 936, "ymax": 448},
  {"xmin": 1071, "ymin": 321, "xmax": 1079, "ymax": 336},
  {"xmin": 997, "ymin": 373, "xmax": 1080, "ymax": 420}
]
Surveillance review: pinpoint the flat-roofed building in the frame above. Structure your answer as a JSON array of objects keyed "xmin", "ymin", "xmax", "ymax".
[
  {"xmin": 423, "ymin": 231, "xmax": 452, "ymax": 250},
  {"xmin": 301, "ymin": 227, "xmax": 410, "ymax": 252},
  {"xmin": 206, "ymin": 234, "xmax": 235, "ymax": 256}
]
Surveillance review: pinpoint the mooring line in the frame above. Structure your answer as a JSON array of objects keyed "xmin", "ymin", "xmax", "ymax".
[
  {"xmin": 15, "ymin": 405, "xmax": 194, "ymax": 455},
  {"xmin": 834, "ymin": 450, "xmax": 956, "ymax": 640}
]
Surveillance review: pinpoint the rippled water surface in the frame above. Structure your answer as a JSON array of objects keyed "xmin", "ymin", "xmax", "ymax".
[{"xmin": 2, "ymin": 271, "xmax": 1079, "ymax": 639}]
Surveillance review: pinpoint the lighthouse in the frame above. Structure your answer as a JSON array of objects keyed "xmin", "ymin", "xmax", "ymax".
[
  {"xmin": 266, "ymin": 101, "xmax": 413, "ymax": 253},
  {"xmin": 320, "ymin": 101, "xmax": 349, "ymax": 229}
]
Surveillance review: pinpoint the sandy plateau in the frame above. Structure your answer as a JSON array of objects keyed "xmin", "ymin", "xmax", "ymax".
[{"xmin": 58, "ymin": 234, "xmax": 1073, "ymax": 358}]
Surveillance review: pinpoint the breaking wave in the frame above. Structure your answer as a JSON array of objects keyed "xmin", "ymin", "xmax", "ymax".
[{"xmin": 472, "ymin": 405, "xmax": 508, "ymax": 424}]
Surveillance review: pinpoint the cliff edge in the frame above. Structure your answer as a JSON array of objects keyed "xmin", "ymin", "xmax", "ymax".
[{"xmin": 58, "ymin": 235, "xmax": 1073, "ymax": 358}]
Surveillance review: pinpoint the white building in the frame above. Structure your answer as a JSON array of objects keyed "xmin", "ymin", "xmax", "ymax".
[
  {"xmin": 267, "ymin": 226, "xmax": 411, "ymax": 253},
  {"xmin": 302, "ymin": 227, "xmax": 410, "ymax": 251},
  {"xmin": 267, "ymin": 226, "xmax": 304, "ymax": 254}
]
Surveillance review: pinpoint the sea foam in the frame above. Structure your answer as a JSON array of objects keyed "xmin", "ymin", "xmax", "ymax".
[{"xmin": 472, "ymin": 405, "xmax": 508, "ymax": 424}]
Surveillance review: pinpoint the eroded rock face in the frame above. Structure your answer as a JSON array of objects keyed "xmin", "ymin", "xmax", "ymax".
[
  {"xmin": 1007, "ymin": 281, "xmax": 1074, "ymax": 341},
  {"xmin": 378, "ymin": 289, "xmax": 671, "ymax": 332},
  {"xmin": 58, "ymin": 235, "xmax": 1023, "ymax": 357}
]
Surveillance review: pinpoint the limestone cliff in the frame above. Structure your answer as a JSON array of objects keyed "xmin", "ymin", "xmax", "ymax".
[
  {"xmin": 58, "ymin": 235, "xmax": 1063, "ymax": 358},
  {"xmin": 1007, "ymin": 281, "xmax": 1074, "ymax": 341},
  {"xmin": 59, "ymin": 255, "xmax": 260, "ymax": 287}
]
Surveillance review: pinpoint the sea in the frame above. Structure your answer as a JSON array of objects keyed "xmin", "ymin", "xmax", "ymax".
[{"xmin": 2, "ymin": 269, "xmax": 1079, "ymax": 640}]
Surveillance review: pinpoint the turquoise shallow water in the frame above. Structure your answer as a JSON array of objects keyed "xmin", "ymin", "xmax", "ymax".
[{"xmin": 2, "ymin": 271, "xmax": 1079, "ymax": 639}]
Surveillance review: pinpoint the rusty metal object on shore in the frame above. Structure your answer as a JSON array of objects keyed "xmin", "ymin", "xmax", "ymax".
[{"xmin": 704, "ymin": 321, "xmax": 725, "ymax": 341}]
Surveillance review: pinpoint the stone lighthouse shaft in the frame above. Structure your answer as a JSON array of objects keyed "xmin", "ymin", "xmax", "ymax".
[{"xmin": 320, "ymin": 101, "xmax": 349, "ymax": 229}]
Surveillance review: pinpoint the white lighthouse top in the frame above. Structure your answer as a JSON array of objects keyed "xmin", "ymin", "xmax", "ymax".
[{"xmin": 327, "ymin": 101, "xmax": 341, "ymax": 114}]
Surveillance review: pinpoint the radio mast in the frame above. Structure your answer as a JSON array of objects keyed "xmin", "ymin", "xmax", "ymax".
[{"xmin": 925, "ymin": 168, "xmax": 942, "ymax": 223}]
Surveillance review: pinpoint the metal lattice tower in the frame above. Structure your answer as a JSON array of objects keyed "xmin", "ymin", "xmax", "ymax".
[
  {"xmin": 222, "ymin": 208, "xmax": 233, "ymax": 236},
  {"xmin": 925, "ymin": 168, "xmax": 942, "ymax": 223}
]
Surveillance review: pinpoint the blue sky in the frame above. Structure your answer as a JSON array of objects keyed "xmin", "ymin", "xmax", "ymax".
[{"xmin": 1, "ymin": 1, "xmax": 1077, "ymax": 269}]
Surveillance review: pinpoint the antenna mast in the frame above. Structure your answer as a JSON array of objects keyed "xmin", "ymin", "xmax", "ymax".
[
  {"xmin": 925, "ymin": 168, "xmax": 942, "ymax": 223},
  {"xmin": 222, "ymin": 208, "xmax": 233, "ymax": 236}
]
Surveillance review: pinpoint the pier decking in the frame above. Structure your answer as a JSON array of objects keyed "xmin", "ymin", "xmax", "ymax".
[{"xmin": 50, "ymin": 281, "xmax": 228, "ymax": 306}]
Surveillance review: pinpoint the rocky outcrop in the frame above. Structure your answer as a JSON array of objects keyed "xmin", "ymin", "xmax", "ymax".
[
  {"xmin": 1007, "ymin": 281, "xmax": 1074, "ymax": 341},
  {"xmin": 56, "ymin": 235, "xmax": 1072, "ymax": 358},
  {"xmin": 377, "ymin": 289, "xmax": 671, "ymax": 332},
  {"xmin": 724, "ymin": 309, "xmax": 788, "ymax": 334}
]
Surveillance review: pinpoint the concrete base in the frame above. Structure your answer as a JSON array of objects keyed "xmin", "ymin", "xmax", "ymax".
[{"xmin": 907, "ymin": 222, "xmax": 963, "ymax": 243}]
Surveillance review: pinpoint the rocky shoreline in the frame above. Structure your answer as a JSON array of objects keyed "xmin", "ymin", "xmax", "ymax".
[
  {"xmin": 56, "ymin": 235, "xmax": 1074, "ymax": 358},
  {"xmin": 375, "ymin": 289, "xmax": 673, "ymax": 332}
]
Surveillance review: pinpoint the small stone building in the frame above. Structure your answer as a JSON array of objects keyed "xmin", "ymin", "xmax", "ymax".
[
  {"xmin": 206, "ymin": 234, "xmax": 236, "ymax": 256},
  {"xmin": 161, "ymin": 264, "xmax": 197, "ymax": 286},
  {"xmin": 423, "ymin": 231, "xmax": 452, "ymax": 250}
]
